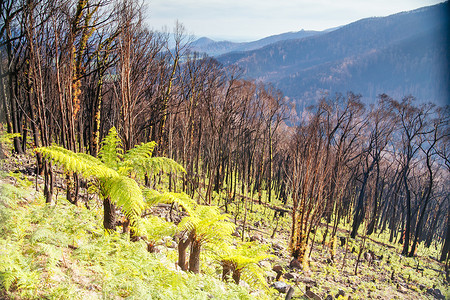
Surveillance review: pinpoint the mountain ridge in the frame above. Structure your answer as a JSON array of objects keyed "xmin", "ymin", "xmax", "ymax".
[
  {"xmin": 215, "ymin": 2, "xmax": 449, "ymax": 108},
  {"xmin": 190, "ymin": 29, "xmax": 323, "ymax": 56}
]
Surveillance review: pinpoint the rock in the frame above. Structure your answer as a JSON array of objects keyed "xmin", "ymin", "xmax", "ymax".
[
  {"xmin": 397, "ymin": 283, "xmax": 407, "ymax": 294},
  {"xmin": 363, "ymin": 252, "xmax": 373, "ymax": 264},
  {"xmin": 259, "ymin": 260, "xmax": 271, "ymax": 269},
  {"xmin": 335, "ymin": 289, "xmax": 345, "ymax": 298},
  {"xmin": 289, "ymin": 258, "xmax": 302, "ymax": 270},
  {"xmin": 283, "ymin": 272, "xmax": 300, "ymax": 282},
  {"xmin": 298, "ymin": 277, "xmax": 318, "ymax": 286},
  {"xmin": 434, "ymin": 289, "xmax": 445, "ymax": 300},
  {"xmin": 305, "ymin": 289, "xmax": 322, "ymax": 300},
  {"xmin": 272, "ymin": 264, "xmax": 283, "ymax": 272},
  {"xmin": 265, "ymin": 270, "xmax": 277, "ymax": 282},
  {"xmin": 272, "ymin": 281, "xmax": 291, "ymax": 293},
  {"xmin": 231, "ymin": 230, "xmax": 240, "ymax": 238},
  {"xmin": 325, "ymin": 295, "xmax": 333, "ymax": 300}
]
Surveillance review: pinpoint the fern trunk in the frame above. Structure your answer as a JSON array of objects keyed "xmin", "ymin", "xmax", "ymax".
[
  {"xmin": 103, "ymin": 197, "xmax": 116, "ymax": 231},
  {"xmin": 43, "ymin": 162, "xmax": 53, "ymax": 204},
  {"xmin": 178, "ymin": 236, "xmax": 191, "ymax": 271},
  {"xmin": 188, "ymin": 240, "xmax": 201, "ymax": 273},
  {"xmin": 222, "ymin": 261, "xmax": 233, "ymax": 282},
  {"xmin": 232, "ymin": 269, "xmax": 241, "ymax": 285},
  {"xmin": 66, "ymin": 173, "xmax": 80, "ymax": 205}
]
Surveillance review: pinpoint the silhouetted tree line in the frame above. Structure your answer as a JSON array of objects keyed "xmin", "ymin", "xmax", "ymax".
[{"xmin": 1, "ymin": 0, "xmax": 448, "ymax": 264}]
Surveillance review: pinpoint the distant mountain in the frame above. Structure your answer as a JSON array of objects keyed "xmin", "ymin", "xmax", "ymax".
[
  {"xmin": 190, "ymin": 29, "xmax": 323, "ymax": 57},
  {"xmin": 217, "ymin": 2, "xmax": 450, "ymax": 109}
]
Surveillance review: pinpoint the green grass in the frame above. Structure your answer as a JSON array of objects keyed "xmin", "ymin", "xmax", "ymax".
[{"xmin": 0, "ymin": 179, "xmax": 264, "ymax": 299}]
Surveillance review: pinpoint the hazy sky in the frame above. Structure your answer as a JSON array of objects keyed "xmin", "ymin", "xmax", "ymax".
[{"xmin": 145, "ymin": 0, "xmax": 443, "ymax": 41}]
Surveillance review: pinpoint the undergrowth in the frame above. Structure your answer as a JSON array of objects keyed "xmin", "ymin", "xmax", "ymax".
[{"xmin": 0, "ymin": 178, "xmax": 261, "ymax": 299}]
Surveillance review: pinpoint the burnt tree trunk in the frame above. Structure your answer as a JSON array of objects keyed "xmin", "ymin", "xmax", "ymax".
[
  {"xmin": 402, "ymin": 171, "xmax": 412, "ymax": 256},
  {"xmin": 351, "ymin": 158, "xmax": 375, "ymax": 238},
  {"xmin": 440, "ymin": 206, "xmax": 450, "ymax": 262}
]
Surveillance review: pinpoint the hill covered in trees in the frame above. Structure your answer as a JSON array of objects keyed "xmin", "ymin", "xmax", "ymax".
[
  {"xmin": 0, "ymin": 0, "xmax": 449, "ymax": 299},
  {"xmin": 217, "ymin": 2, "xmax": 450, "ymax": 108}
]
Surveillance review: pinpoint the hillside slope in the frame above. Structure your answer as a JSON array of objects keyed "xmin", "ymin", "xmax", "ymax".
[{"xmin": 217, "ymin": 2, "xmax": 449, "ymax": 108}]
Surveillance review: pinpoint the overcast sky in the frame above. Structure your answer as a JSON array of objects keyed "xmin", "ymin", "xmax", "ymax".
[{"xmin": 145, "ymin": 0, "xmax": 444, "ymax": 41}]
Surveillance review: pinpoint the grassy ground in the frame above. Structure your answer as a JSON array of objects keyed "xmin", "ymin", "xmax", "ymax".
[{"xmin": 0, "ymin": 153, "xmax": 448, "ymax": 299}]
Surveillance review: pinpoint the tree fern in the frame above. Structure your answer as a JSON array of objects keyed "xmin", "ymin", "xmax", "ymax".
[
  {"xmin": 123, "ymin": 141, "xmax": 156, "ymax": 163},
  {"xmin": 36, "ymin": 147, "xmax": 144, "ymax": 233},
  {"xmin": 217, "ymin": 242, "xmax": 273, "ymax": 288},
  {"xmin": 36, "ymin": 127, "xmax": 187, "ymax": 236},
  {"xmin": 178, "ymin": 205, "xmax": 235, "ymax": 246},
  {"xmin": 177, "ymin": 205, "xmax": 235, "ymax": 273},
  {"xmin": 141, "ymin": 157, "xmax": 186, "ymax": 177}
]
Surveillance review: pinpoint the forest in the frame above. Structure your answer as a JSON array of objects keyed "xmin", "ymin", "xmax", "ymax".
[{"xmin": 0, "ymin": 0, "xmax": 449, "ymax": 299}]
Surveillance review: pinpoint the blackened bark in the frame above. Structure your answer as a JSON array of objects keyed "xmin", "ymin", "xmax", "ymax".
[
  {"xmin": 66, "ymin": 173, "xmax": 80, "ymax": 205},
  {"xmin": 351, "ymin": 159, "xmax": 375, "ymax": 238},
  {"xmin": 440, "ymin": 207, "xmax": 450, "ymax": 262},
  {"xmin": 103, "ymin": 197, "xmax": 116, "ymax": 231},
  {"xmin": 401, "ymin": 172, "xmax": 412, "ymax": 256},
  {"xmin": 425, "ymin": 207, "xmax": 441, "ymax": 248}
]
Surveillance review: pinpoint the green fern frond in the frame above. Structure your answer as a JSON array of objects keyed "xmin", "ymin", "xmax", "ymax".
[
  {"xmin": 37, "ymin": 146, "xmax": 118, "ymax": 179},
  {"xmin": 99, "ymin": 127, "xmax": 123, "ymax": 169},
  {"xmin": 141, "ymin": 216, "xmax": 176, "ymax": 242},
  {"xmin": 143, "ymin": 190, "xmax": 195, "ymax": 215},
  {"xmin": 123, "ymin": 141, "xmax": 157, "ymax": 162},
  {"xmin": 103, "ymin": 175, "xmax": 145, "ymax": 221},
  {"xmin": 0, "ymin": 270, "xmax": 17, "ymax": 291},
  {"xmin": 142, "ymin": 157, "xmax": 186, "ymax": 176}
]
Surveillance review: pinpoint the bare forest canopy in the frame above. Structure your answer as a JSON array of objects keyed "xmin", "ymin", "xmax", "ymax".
[{"xmin": 0, "ymin": 0, "xmax": 449, "ymax": 286}]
